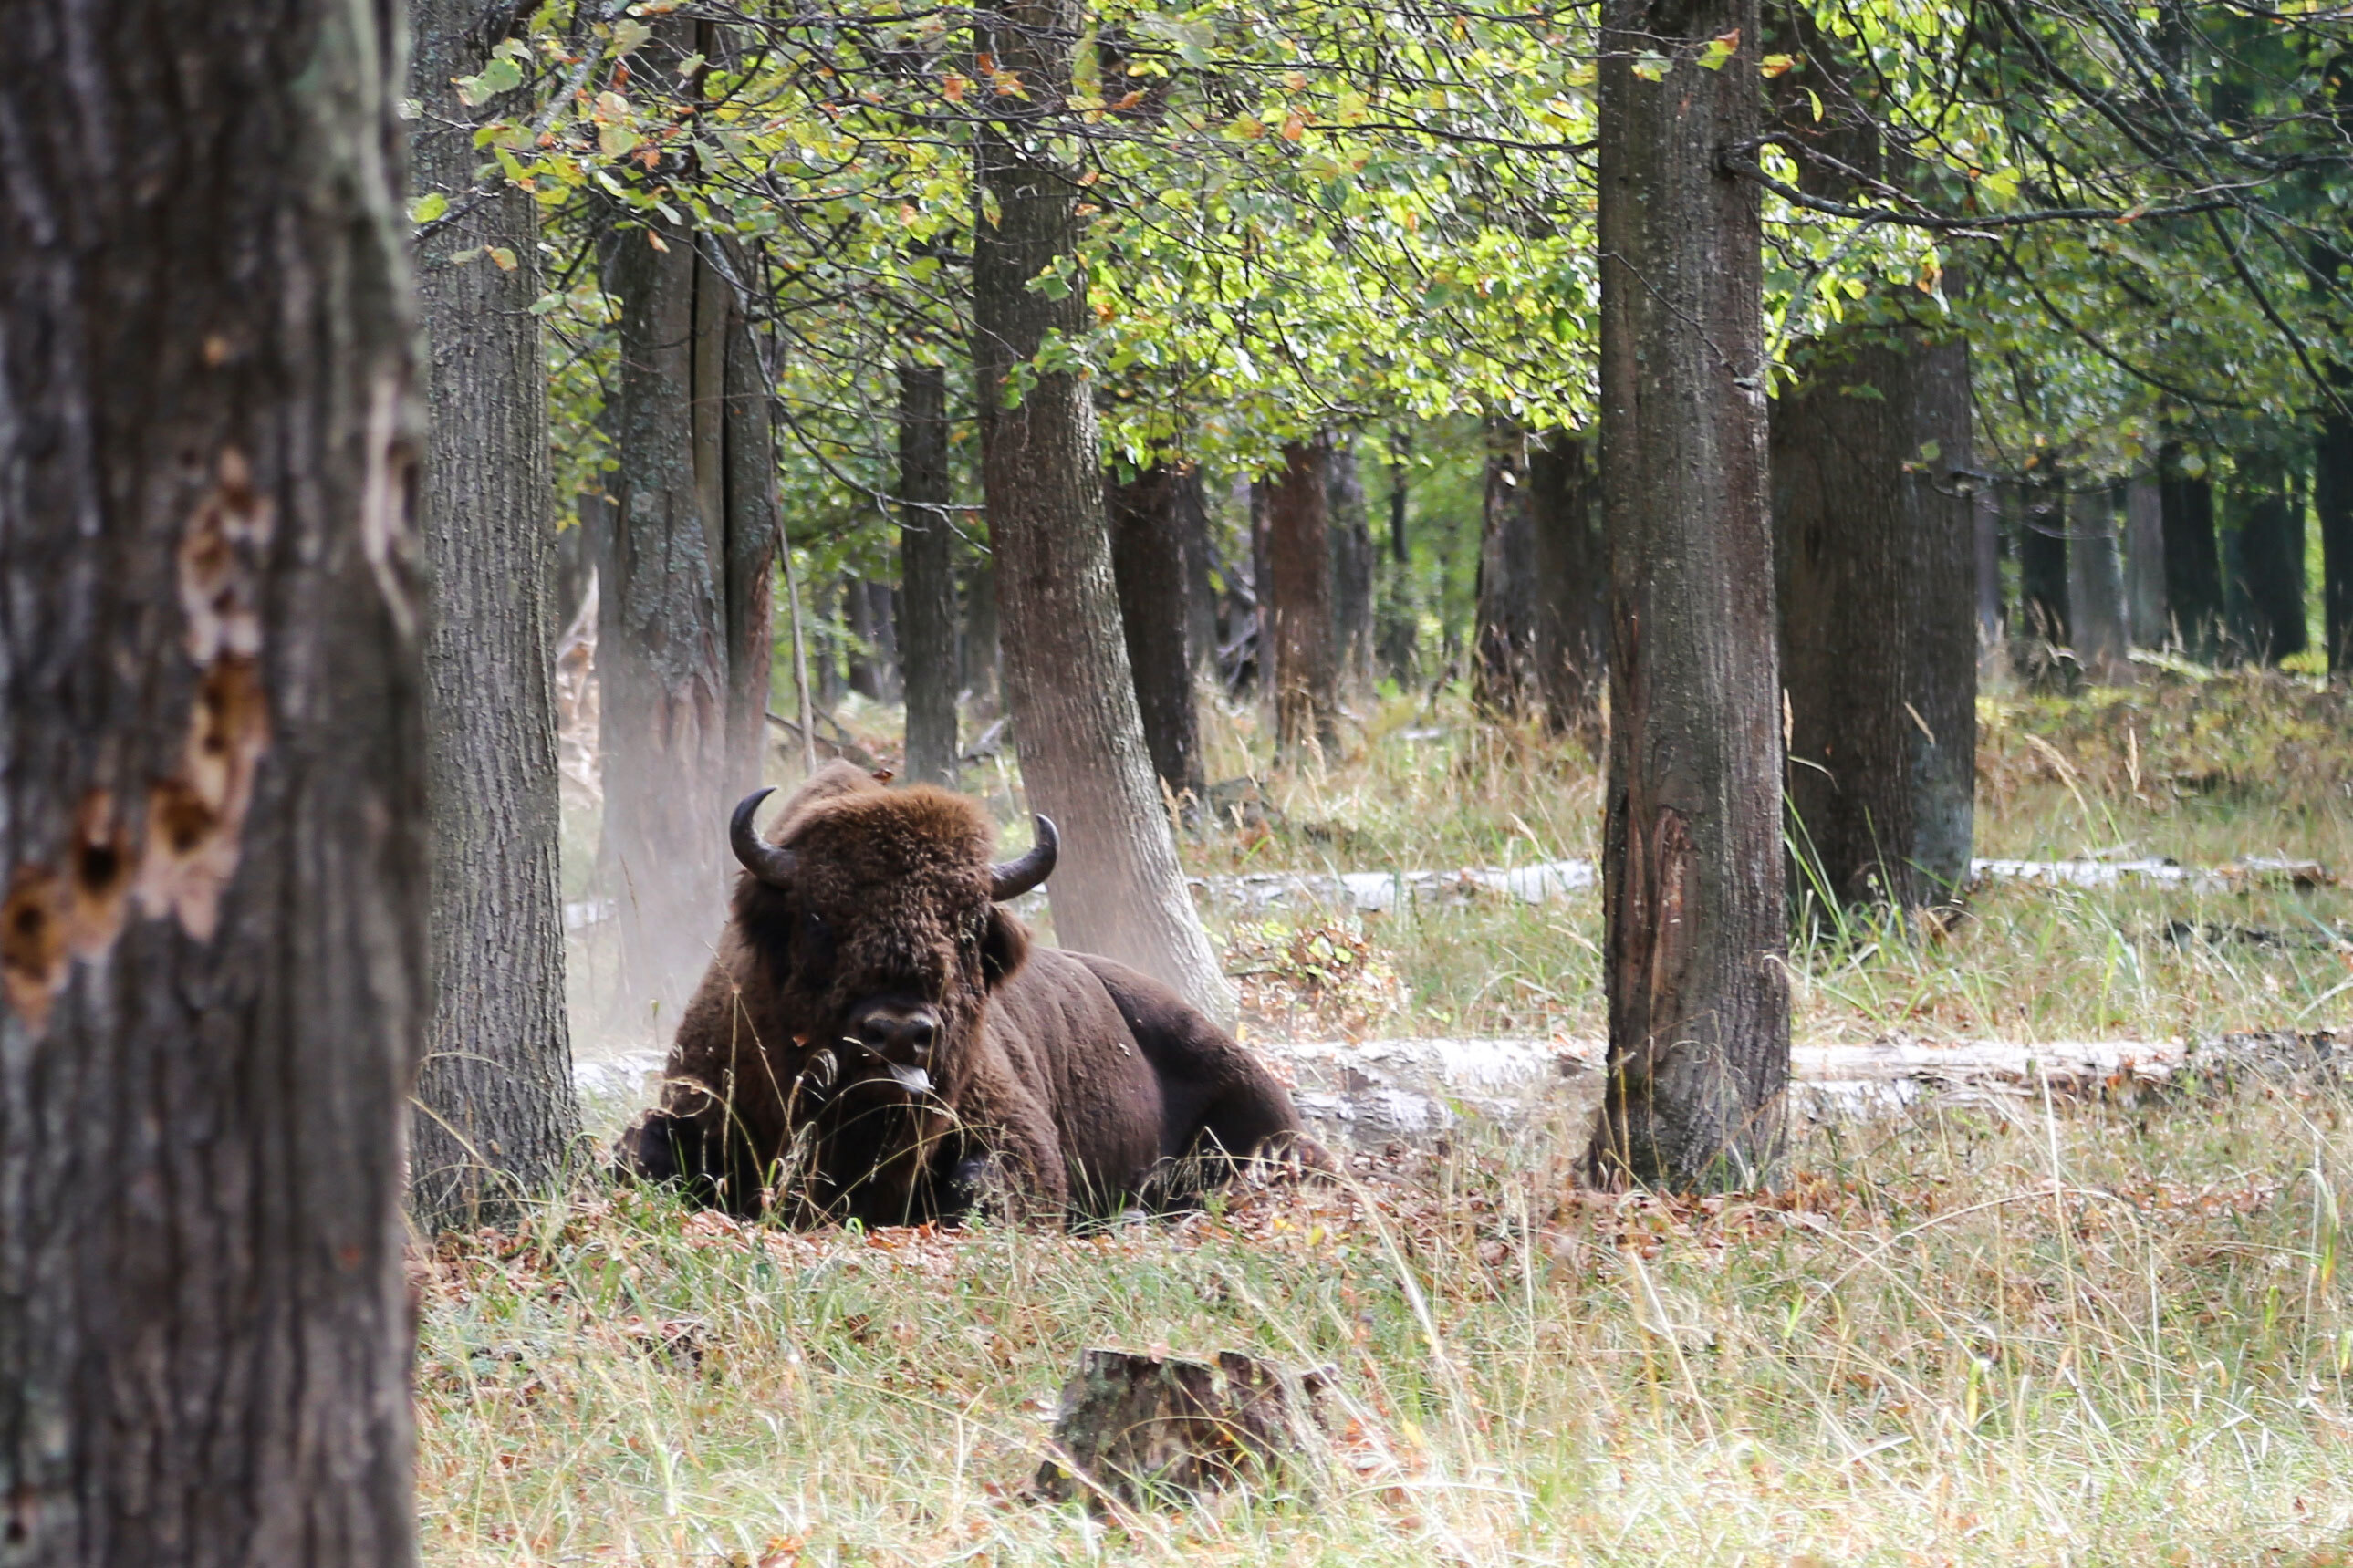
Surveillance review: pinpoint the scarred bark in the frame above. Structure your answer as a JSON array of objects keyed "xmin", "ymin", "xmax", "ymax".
[
  {"xmin": 1473, "ymin": 418, "xmax": 1537, "ymax": 715},
  {"xmin": 0, "ymin": 0, "xmax": 425, "ymax": 1558},
  {"xmin": 972, "ymin": 0, "xmax": 1230, "ymax": 1019},
  {"xmin": 1589, "ymin": 0, "xmax": 1788, "ymax": 1189},
  {"xmin": 411, "ymin": 0, "xmax": 578, "ymax": 1230}
]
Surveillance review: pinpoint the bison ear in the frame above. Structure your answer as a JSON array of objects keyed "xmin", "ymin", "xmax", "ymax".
[{"xmin": 980, "ymin": 906, "xmax": 1030, "ymax": 988}]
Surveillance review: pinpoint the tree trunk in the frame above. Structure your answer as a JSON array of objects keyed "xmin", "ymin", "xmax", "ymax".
[
  {"xmin": 900, "ymin": 364, "xmax": 960, "ymax": 786},
  {"xmin": 972, "ymin": 0, "xmax": 1232, "ymax": 1019},
  {"xmin": 2125, "ymin": 474, "xmax": 2167, "ymax": 649},
  {"xmin": 1266, "ymin": 438, "xmax": 1338, "ymax": 756},
  {"xmin": 1327, "ymin": 438, "xmax": 1377, "ymax": 698},
  {"xmin": 2234, "ymin": 452, "xmax": 2307, "ymax": 665},
  {"xmin": 1179, "ymin": 469, "xmax": 1221, "ymax": 680},
  {"xmin": 1376, "ymin": 433, "xmax": 1419, "ymax": 683},
  {"xmin": 844, "ymin": 579, "xmax": 901, "ymax": 701},
  {"xmin": 1589, "ymin": 0, "xmax": 1788, "ymax": 1190},
  {"xmin": 0, "ymin": 0, "xmax": 423, "ymax": 1556},
  {"xmin": 1529, "ymin": 430, "xmax": 1606, "ymax": 744},
  {"xmin": 1473, "ymin": 418, "xmax": 1537, "ymax": 714},
  {"xmin": 963, "ymin": 550, "xmax": 1002, "ymax": 716},
  {"xmin": 600, "ymin": 205, "xmax": 778, "ymax": 1036},
  {"xmin": 1249, "ymin": 477, "xmax": 1275, "ymax": 699},
  {"xmin": 1109, "ymin": 465, "xmax": 1206, "ymax": 803},
  {"xmin": 1773, "ymin": 337, "xmax": 1977, "ymax": 910},
  {"xmin": 2067, "ymin": 485, "xmax": 2130, "ymax": 681},
  {"xmin": 2160, "ymin": 441, "xmax": 2224, "ymax": 656},
  {"xmin": 2018, "ymin": 468, "xmax": 2070, "ymax": 650},
  {"xmin": 410, "ymin": 0, "xmax": 579, "ymax": 1231},
  {"xmin": 2319, "ymin": 413, "xmax": 2353, "ymax": 674},
  {"xmin": 1974, "ymin": 473, "xmax": 2005, "ymax": 650}
]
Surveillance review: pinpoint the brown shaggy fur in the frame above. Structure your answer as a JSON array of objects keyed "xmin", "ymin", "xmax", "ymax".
[{"xmin": 616, "ymin": 762, "xmax": 1320, "ymax": 1224}]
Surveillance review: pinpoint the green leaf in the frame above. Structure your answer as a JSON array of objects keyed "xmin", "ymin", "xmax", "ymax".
[
  {"xmin": 610, "ymin": 19, "xmax": 651, "ymax": 56},
  {"xmin": 455, "ymin": 55, "xmax": 523, "ymax": 107},
  {"xmin": 408, "ymin": 192, "xmax": 450, "ymax": 224},
  {"xmin": 1698, "ymin": 29, "xmax": 1739, "ymax": 71},
  {"xmin": 1631, "ymin": 51, "xmax": 1671, "ymax": 82}
]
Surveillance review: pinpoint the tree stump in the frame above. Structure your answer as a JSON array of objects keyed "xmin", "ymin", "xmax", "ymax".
[{"xmin": 1036, "ymin": 1349, "xmax": 1332, "ymax": 1509}]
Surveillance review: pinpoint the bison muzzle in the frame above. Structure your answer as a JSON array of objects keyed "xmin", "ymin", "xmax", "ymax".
[{"xmin": 616, "ymin": 762, "xmax": 1321, "ymax": 1224}]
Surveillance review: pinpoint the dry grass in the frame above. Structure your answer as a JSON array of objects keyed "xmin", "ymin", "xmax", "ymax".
[
  {"xmin": 468, "ymin": 669, "xmax": 2353, "ymax": 1565},
  {"xmin": 419, "ymin": 1081, "xmax": 2353, "ymax": 1564}
]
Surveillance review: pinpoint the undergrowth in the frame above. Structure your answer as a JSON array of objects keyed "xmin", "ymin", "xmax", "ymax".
[{"xmin": 418, "ymin": 1082, "xmax": 2353, "ymax": 1565}]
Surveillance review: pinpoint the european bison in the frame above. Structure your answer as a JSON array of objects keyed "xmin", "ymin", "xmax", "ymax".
[{"xmin": 617, "ymin": 762, "xmax": 1319, "ymax": 1224}]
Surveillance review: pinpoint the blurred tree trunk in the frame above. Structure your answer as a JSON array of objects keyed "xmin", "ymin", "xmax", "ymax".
[
  {"xmin": 0, "ymin": 0, "xmax": 424, "ymax": 1554},
  {"xmin": 601, "ymin": 196, "xmax": 778, "ymax": 1036},
  {"xmin": 1589, "ymin": 0, "xmax": 1787, "ymax": 1190},
  {"xmin": 844, "ymin": 579, "xmax": 901, "ymax": 701},
  {"xmin": 1377, "ymin": 432, "xmax": 1420, "ymax": 683},
  {"xmin": 2067, "ymin": 486, "xmax": 2130, "ymax": 681},
  {"xmin": 1773, "ymin": 337, "xmax": 1977, "ymax": 910},
  {"xmin": 2160, "ymin": 441, "xmax": 2224, "ymax": 656},
  {"xmin": 2018, "ymin": 467, "xmax": 2070, "ymax": 650},
  {"xmin": 1473, "ymin": 418, "xmax": 1537, "ymax": 714},
  {"xmin": 1249, "ymin": 478, "xmax": 1275, "ymax": 698},
  {"xmin": 1974, "ymin": 476, "xmax": 2005, "ymax": 649},
  {"xmin": 900, "ymin": 364, "xmax": 959, "ymax": 786},
  {"xmin": 1266, "ymin": 438, "xmax": 1339, "ymax": 756},
  {"xmin": 411, "ymin": 0, "xmax": 578, "ymax": 1227},
  {"xmin": 963, "ymin": 550, "xmax": 1002, "ymax": 715},
  {"xmin": 1327, "ymin": 437, "xmax": 1377, "ymax": 697},
  {"xmin": 2235, "ymin": 452, "xmax": 2307, "ymax": 664},
  {"xmin": 972, "ymin": 0, "xmax": 1231, "ymax": 1019},
  {"xmin": 1179, "ymin": 469, "xmax": 1220, "ymax": 680},
  {"xmin": 1529, "ymin": 429, "xmax": 1605, "ymax": 745},
  {"xmin": 1109, "ymin": 464, "xmax": 1205, "ymax": 804},
  {"xmin": 2125, "ymin": 475, "xmax": 2167, "ymax": 648},
  {"xmin": 2318, "ymin": 412, "xmax": 2353, "ymax": 673},
  {"xmin": 1765, "ymin": 15, "xmax": 1974, "ymax": 915}
]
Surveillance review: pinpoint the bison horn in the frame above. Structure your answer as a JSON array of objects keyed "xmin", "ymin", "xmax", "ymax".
[
  {"xmin": 730, "ymin": 788, "xmax": 799, "ymax": 887},
  {"xmin": 988, "ymin": 814, "xmax": 1057, "ymax": 901}
]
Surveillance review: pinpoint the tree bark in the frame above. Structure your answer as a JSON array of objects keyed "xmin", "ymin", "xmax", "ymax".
[
  {"xmin": 2160, "ymin": 441, "xmax": 2224, "ymax": 656},
  {"xmin": 1109, "ymin": 465, "xmax": 1205, "ymax": 803},
  {"xmin": 2319, "ymin": 413, "xmax": 2353, "ymax": 674},
  {"xmin": 2125, "ymin": 474, "xmax": 2167, "ymax": 649},
  {"xmin": 1473, "ymin": 418, "xmax": 1537, "ymax": 715},
  {"xmin": 963, "ymin": 550, "xmax": 1002, "ymax": 715},
  {"xmin": 1266, "ymin": 439, "xmax": 1339, "ymax": 756},
  {"xmin": 2018, "ymin": 468, "xmax": 2070, "ymax": 650},
  {"xmin": 2067, "ymin": 485, "xmax": 2130, "ymax": 681},
  {"xmin": 843, "ymin": 579, "xmax": 901, "ymax": 701},
  {"xmin": 1529, "ymin": 429, "xmax": 1606, "ymax": 744},
  {"xmin": 600, "ymin": 205, "xmax": 778, "ymax": 1036},
  {"xmin": 410, "ymin": 0, "xmax": 578, "ymax": 1231},
  {"xmin": 1376, "ymin": 433, "xmax": 1419, "ymax": 682},
  {"xmin": 1773, "ymin": 337, "xmax": 1977, "ymax": 910},
  {"xmin": 1589, "ymin": 0, "xmax": 1788, "ymax": 1189},
  {"xmin": 2234, "ymin": 452, "xmax": 2307, "ymax": 665},
  {"xmin": 899, "ymin": 364, "xmax": 959, "ymax": 786},
  {"xmin": 971, "ymin": 0, "xmax": 1231, "ymax": 1019},
  {"xmin": 0, "ymin": 0, "xmax": 423, "ymax": 1557},
  {"xmin": 1178, "ymin": 468, "xmax": 1220, "ymax": 680},
  {"xmin": 1974, "ymin": 474, "xmax": 2005, "ymax": 649},
  {"xmin": 1327, "ymin": 437, "xmax": 1376, "ymax": 698}
]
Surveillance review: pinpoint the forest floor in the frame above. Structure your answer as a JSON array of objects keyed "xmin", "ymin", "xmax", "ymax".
[{"xmin": 455, "ymin": 663, "xmax": 2353, "ymax": 1564}]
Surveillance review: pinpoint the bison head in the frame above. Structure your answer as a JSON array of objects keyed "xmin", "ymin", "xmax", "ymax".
[{"xmin": 727, "ymin": 763, "xmax": 1054, "ymax": 1111}]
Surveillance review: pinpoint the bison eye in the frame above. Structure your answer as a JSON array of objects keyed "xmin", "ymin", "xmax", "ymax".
[{"xmin": 798, "ymin": 910, "xmax": 834, "ymax": 963}]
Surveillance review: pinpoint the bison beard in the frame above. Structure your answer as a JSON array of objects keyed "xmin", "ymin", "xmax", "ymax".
[{"xmin": 616, "ymin": 762, "xmax": 1319, "ymax": 1224}]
